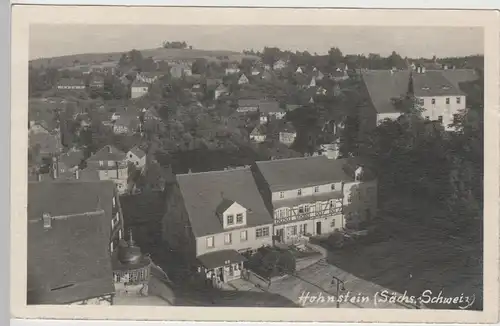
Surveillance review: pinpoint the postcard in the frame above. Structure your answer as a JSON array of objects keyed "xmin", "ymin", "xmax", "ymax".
[{"xmin": 10, "ymin": 5, "xmax": 500, "ymax": 324}]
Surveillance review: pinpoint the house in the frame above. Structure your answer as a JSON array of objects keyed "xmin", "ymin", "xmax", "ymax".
[
  {"xmin": 330, "ymin": 64, "xmax": 349, "ymax": 82},
  {"xmin": 360, "ymin": 68, "xmax": 475, "ymax": 137},
  {"xmin": 251, "ymin": 156, "xmax": 378, "ymax": 244},
  {"xmin": 126, "ymin": 145, "xmax": 147, "ymax": 170},
  {"xmin": 111, "ymin": 110, "xmax": 140, "ymax": 135},
  {"xmin": 89, "ymin": 75, "xmax": 105, "ymax": 89},
  {"xmin": 52, "ymin": 148, "xmax": 85, "ymax": 179},
  {"xmin": 214, "ymin": 84, "xmax": 229, "ymax": 100},
  {"xmin": 142, "ymin": 107, "xmax": 166, "ymax": 133},
  {"xmin": 278, "ymin": 123, "xmax": 297, "ymax": 146},
  {"xmin": 131, "ymin": 80, "xmax": 149, "ymax": 99},
  {"xmin": 162, "ymin": 167, "xmax": 274, "ymax": 285},
  {"xmin": 85, "ymin": 145, "xmax": 129, "ymax": 194},
  {"xmin": 236, "ymin": 99, "xmax": 260, "ymax": 113},
  {"xmin": 237, "ymin": 73, "xmax": 249, "ymax": 85},
  {"xmin": 258, "ymin": 101, "xmax": 286, "ymax": 124},
  {"xmin": 315, "ymin": 70, "xmax": 325, "ymax": 81},
  {"xmin": 250, "ymin": 125, "xmax": 267, "ymax": 143},
  {"xmin": 358, "ymin": 69, "xmax": 411, "ymax": 138},
  {"xmin": 316, "ymin": 86, "xmax": 327, "ymax": 96},
  {"xmin": 225, "ymin": 65, "xmax": 240, "ymax": 75},
  {"xmin": 135, "ymin": 72, "xmax": 163, "ymax": 84},
  {"xmin": 56, "ymin": 78, "xmax": 86, "ymax": 90},
  {"xmin": 27, "ymin": 179, "xmax": 126, "ymax": 304},
  {"xmin": 285, "ymin": 104, "xmax": 302, "ymax": 113},
  {"xmin": 28, "ymin": 121, "xmax": 62, "ymax": 157},
  {"xmin": 315, "ymin": 141, "xmax": 340, "ymax": 160},
  {"xmin": 412, "ymin": 67, "xmax": 466, "ymax": 129},
  {"xmin": 295, "ymin": 66, "xmax": 304, "ymax": 74},
  {"xmin": 273, "ymin": 59, "xmax": 287, "ymax": 70},
  {"xmin": 170, "ymin": 64, "xmax": 188, "ymax": 79}
]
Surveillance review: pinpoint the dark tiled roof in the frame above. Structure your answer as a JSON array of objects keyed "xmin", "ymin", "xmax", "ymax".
[
  {"xmin": 131, "ymin": 79, "xmax": 149, "ymax": 88},
  {"xmin": 176, "ymin": 167, "xmax": 273, "ymax": 238},
  {"xmin": 412, "ymin": 71, "xmax": 464, "ymax": 97},
  {"xmin": 29, "ymin": 132, "xmax": 62, "ymax": 155},
  {"xmin": 255, "ymin": 156, "xmax": 354, "ymax": 192},
  {"xmin": 259, "ymin": 101, "xmax": 283, "ymax": 114},
  {"xmin": 215, "ymin": 198, "xmax": 235, "ymax": 216},
  {"xmin": 27, "ymin": 210, "xmax": 114, "ymax": 304},
  {"xmin": 87, "ymin": 145, "xmax": 127, "ymax": 162},
  {"xmin": 361, "ymin": 70, "xmax": 411, "ymax": 114},
  {"xmin": 197, "ymin": 249, "xmax": 247, "ymax": 269},
  {"xmin": 28, "ymin": 180, "xmax": 115, "ymax": 223},
  {"xmin": 440, "ymin": 69, "xmax": 479, "ymax": 90}
]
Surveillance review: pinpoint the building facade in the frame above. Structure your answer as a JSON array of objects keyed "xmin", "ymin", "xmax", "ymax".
[
  {"xmin": 85, "ymin": 145, "xmax": 130, "ymax": 194},
  {"xmin": 162, "ymin": 167, "xmax": 274, "ymax": 284}
]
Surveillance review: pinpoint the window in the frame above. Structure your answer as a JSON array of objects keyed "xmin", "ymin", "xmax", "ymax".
[
  {"xmin": 298, "ymin": 206, "xmax": 304, "ymax": 214},
  {"xmin": 297, "ymin": 189, "xmax": 302, "ymax": 196},
  {"xmin": 299, "ymin": 223, "xmax": 308, "ymax": 235},
  {"xmin": 456, "ymin": 97, "xmax": 461, "ymax": 104},
  {"xmin": 316, "ymin": 202, "xmax": 322, "ymax": 214},
  {"xmin": 291, "ymin": 226, "xmax": 297, "ymax": 236},
  {"xmin": 438, "ymin": 116, "xmax": 443, "ymax": 124},
  {"xmin": 431, "ymin": 98, "xmax": 436, "ymax": 105},
  {"xmin": 446, "ymin": 98, "xmax": 450, "ymax": 104},
  {"xmin": 99, "ymin": 161, "xmax": 104, "ymax": 167},
  {"xmin": 314, "ymin": 186, "xmax": 319, "ymax": 193},
  {"xmin": 108, "ymin": 160, "xmax": 115, "ymax": 166},
  {"xmin": 240, "ymin": 230, "xmax": 247, "ymax": 241},
  {"xmin": 453, "ymin": 114, "xmax": 460, "ymax": 124},
  {"xmin": 331, "ymin": 220, "xmax": 336, "ymax": 227},
  {"xmin": 331, "ymin": 184, "xmax": 336, "ymax": 190},
  {"xmin": 224, "ymin": 233, "xmax": 232, "ymax": 244},
  {"xmin": 206, "ymin": 237, "xmax": 214, "ymax": 248},
  {"xmin": 256, "ymin": 227, "xmax": 270, "ymax": 238},
  {"xmin": 135, "ymin": 162, "xmax": 139, "ymax": 166},
  {"xmin": 227, "ymin": 215, "xmax": 234, "ymax": 225},
  {"xmin": 279, "ymin": 192, "xmax": 284, "ymax": 199},
  {"xmin": 425, "ymin": 116, "xmax": 430, "ymax": 120},
  {"xmin": 236, "ymin": 213, "xmax": 243, "ymax": 223},
  {"xmin": 129, "ymin": 154, "xmax": 133, "ymax": 158}
]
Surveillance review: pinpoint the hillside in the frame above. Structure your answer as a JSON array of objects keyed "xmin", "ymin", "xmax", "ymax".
[{"xmin": 29, "ymin": 47, "xmax": 260, "ymax": 69}]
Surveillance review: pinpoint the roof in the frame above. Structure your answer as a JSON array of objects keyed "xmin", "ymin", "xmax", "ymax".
[
  {"xmin": 259, "ymin": 101, "xmax": 283, "ymax": 114},
  {"xmin": 361, "ymin": 70, "xmax": 411, "ymax": 114},
  {"xmin": 176, "ymin": 167, "xmax": 273, "ymax": 238},
  {"xmin": 440, "ymin": 69, "xmax": 479, "ymax": 90},
  {"xmin": 251, "ymin": 124, "xmax": 266, "ymax": 135},
  {"xmin": 254, "ymin": 156, "xmax": 354, "ymax": 192},
  {"xmin": 59, "ymin": 149, "xmax": 85, "ymax": 168},
  {"xmin": 278, "ymin": 123, "xmax": 296, "ymax": 134},
  {"xmin": 29, "ymin": 132, "xmax": 62, "ymax": 154},
  {"xmin": 197, "ymin": 250, "xmax": 247, "ymax": 269},
  {"xmin": 27, "ymin": 181, "xmax": 115, "ymax": 304},
  {"xmin": 131, "ymin": 79, "xmax": 149, "ymax": 88},
  {"xmin": 286, "ymin": 104, "xmax": 302, "ymax": 112},
  {"xmin": 215, "ymin": 198, "xmax": 236, "ymax": 216},
  {"xmin": 87, "ymin": 145, "xmax": 127, "ymax": 162},
  {"xmin": 412, "ymin": 71, "xmax": 465, "ymax": 97},
  {"xmin": 128, "ymin": 145, "xmax": 146, "ymax": 158},
  {"xmin": 58, "ymin": 78, "xmax": 85, "ymax": 87},
  {"xmin": 238, "ymin": 99, "xmax": 261, "ymax": 107},
  {"xmin": 274, "ymin": 191, "xmax": 343, "ymax": 209}
]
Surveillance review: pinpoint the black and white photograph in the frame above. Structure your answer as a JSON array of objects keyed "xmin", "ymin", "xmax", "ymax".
[{"xmin": 10, "ymin": 5, "xmax": 499, "ymax": 324}]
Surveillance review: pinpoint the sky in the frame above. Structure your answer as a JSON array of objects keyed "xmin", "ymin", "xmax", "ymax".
[{"xmin": 29, "ymin": 25, "xmax": 483, "ymax": 60}]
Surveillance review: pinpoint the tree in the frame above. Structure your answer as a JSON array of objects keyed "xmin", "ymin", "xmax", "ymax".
[
  {"xmin": 191, "ymin": 58, "xmax": 208, "ymax": 75},
  {"xmin": 262, "ymin": 47, "xmax": 282, "ymax": 65},
  {"xmin": 327, "ymin": 47, "xmax": 344, "ymax": 65}
]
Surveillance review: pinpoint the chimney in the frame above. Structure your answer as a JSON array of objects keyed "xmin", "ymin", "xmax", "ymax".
[
  {"xmin": 75, "ymin": 169, "xmax": 80, "ymax": 180},
  {"xmin": 42, "ymin": 213, "xmax": 52, "ymax": 229},
  {"xmin": 355, "ymin": 166, "xmax": 364, "ymax": 181},
  {"xmin": 417, "ymin": 66, "xmax": 422, "ymax": 74},
  {"xmin": 422, "ymin": 67, "xmax": 426, "ymax": 73}
]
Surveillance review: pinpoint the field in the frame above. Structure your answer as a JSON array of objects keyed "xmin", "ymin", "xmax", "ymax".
[{"xmin": 29, "ymin": 48, "xmax": 260, "ymax": 69}]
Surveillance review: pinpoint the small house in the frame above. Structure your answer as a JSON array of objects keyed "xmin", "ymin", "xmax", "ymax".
[{"xmin": 249, "ymin": 125, "xmax": 267, "ymax": 143}]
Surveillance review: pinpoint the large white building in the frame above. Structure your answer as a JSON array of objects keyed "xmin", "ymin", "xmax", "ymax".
[{"xmin": 252, "ymin": 156, "xmax": 377, "ymax": 244}]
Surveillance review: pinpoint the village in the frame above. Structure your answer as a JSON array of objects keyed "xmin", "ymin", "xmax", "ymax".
[{"xmin": 27, "ymin": 43, "xmax": 484, "ymax": 309}]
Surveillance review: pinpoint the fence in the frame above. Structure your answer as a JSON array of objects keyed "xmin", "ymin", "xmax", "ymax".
[{"xmin": 242, "ymin": 269, "xmax": 271, "ymax": 289}]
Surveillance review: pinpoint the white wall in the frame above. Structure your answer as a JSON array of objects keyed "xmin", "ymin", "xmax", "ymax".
[
  {"xmin": 417, "ymin": 95, "xmax": 466, "ymax": 129},
  {"xmin": 271, "ymin": 182, "xmax": 342, "ymax": 202}
]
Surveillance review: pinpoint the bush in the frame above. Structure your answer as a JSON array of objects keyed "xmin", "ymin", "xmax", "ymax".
[{"xmin": 246, "ymin": 247, "xmax": 296, "ymax": 278}]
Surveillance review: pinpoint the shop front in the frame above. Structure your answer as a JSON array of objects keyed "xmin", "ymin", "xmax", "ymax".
[{"xmin": 197, "ymin": 249, "xmax": 247, "ymax": 286}]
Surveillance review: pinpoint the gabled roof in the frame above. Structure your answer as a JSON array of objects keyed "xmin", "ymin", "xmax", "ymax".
[
  {"xmin": 27, "ymin": 180, "xmax": 115, "ymax": 304},
  {"xmin": 412, "ymin": 71, "xmax": 465, "ymax": 97},
  {"xmin": 278, "ymin": 122, "xmax": 296, "ymax": 134},
  {"xmin": 259, "ymin": 101, "xmax": 283, "ymax": 114},
  {"xmin": 131, "ymin": 79, "xmax": 149, "ymax": 88},
  {"xmin": 254, "ymin": 156, "xmax": 354, "ymax": 192},
  {"xmin": 361, "ymin": 70, "xmax": 411, "ymax": 114},
  {"xmin": 251, "ymin": 124, "xmax": 267, "ymax": 135},
  {"xmin": 176, "ymin": 167, "xmax": 273, "ymax": 237},
  {"xmin": 215, "ymin": 198, "xmax": 237, "ymax": 216},
  {"xmin": 128, "ymin": 145, "xmax": 146, "ymax": 159},
  {"xmin": 87, "ymin": 145, "xmax": 127, "ymax": 162},
  {"xmin": 440, "ymin": 69, "xmax": 479, "ymax": 90}
]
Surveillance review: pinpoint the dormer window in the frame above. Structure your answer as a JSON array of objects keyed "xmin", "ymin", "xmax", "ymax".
[
  {"xmin": 279, "ymin": 192, "xmax": 284, "ymax": 199},
  {"xmin": 236, "ymin": 213, "xmax": 243, "ymax": 223},
  {"xmin": 297, "ymin": 189, "xmax": 302, "ymax": 196},
  {"xmin": 421, "ymin": 87, "xmax": 430, "ymax": 91},
  {"xmin": 331, "ymin": 184, "xmax": 336, "ymax": 190},
  {"xmin": 227, "ymin": 215, "xmax": 234, "ymax": 225},
  {"xmin": 446, "ymin": 98, "xmax": 450, "ymax": 104},
  {"xmin": 431, "ymin": 99, "xmax": 436, "ymax": 105}
]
